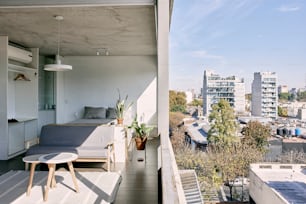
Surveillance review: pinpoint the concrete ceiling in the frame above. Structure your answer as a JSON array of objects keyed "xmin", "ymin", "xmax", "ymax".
[{"xmin": 0, "ymin": 5, "xmax": 156, "ymax": 56}]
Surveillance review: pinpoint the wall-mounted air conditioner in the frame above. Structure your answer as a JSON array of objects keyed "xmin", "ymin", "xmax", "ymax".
[{"xmin": 8, "ymin": 45, "xmax": 32, "ymax": 64}]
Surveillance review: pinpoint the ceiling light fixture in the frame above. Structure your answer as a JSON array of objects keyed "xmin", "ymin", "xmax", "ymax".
[
  {"xmin": 95, "ymin": 48, "xmax": 109, "ymax": 56},
  {"xmin": 44, "ymin": 15, "xmax": 72, "ymax": 71}
]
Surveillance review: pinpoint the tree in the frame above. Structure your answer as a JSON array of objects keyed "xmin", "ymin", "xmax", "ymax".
[
  {"xmin": 278, "ymin": 92, "xmax": 290, "ymax": 101},
  {"xmin": 241, "ymin": 121, "xmax": 271, "ymax": 154},
  {"xmin": 297, "ymin": 91, "xmax": 306, "ymax": 102},
  {"xmin": 190, "ymin": 98, "xmax": 203, "ymax": 107},
  {"xmin": 278, "ymin": 106, "xmax": 288, "ymax": 117},
  {"xmin": 169, "ymin": 112, "xmax": 185, "ymax": 130},
  {"xmin": 212, "ymin": 143, "xmax": 261, "ymax": 201},
  {"xmin": 208, "ymin": 99, "xmax": 238, "ymax": 146},
  {"xmin": 279, "ymin": 150, "xmax": 306, "ymax": 164},
  {"xmin": 245, "ymin": 93, "xmax": 252, "ymax": 101},
  {"xmin": 169, "ymin": 90, "xmax": 187, "ymax": 112},
  {"xmin": 174, "ymin": 142, "xmax": 264, "ymax": 201}
]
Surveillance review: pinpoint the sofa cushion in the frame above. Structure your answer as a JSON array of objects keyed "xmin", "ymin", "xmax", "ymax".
[
  {"xmin": 106, "ymin": 107, "xmax": 117, "ymax": 119},
  {"xmin": 26, "ymin": 145, "xmax": 109, "ymax": 159},
  {"xmin": 26, "ymin": 145, "xmax": 78, "ymax": 156},
  {"xmin": 39, "ymin": 125, "xmax": 97, "ymax": 146},
  {"xmin": 76, "ymin": 146, "xmax": 108, "ymax": 158},
  {"xmin": 84, "ymin": 106, "xmax": 106, "ymax": 119}
]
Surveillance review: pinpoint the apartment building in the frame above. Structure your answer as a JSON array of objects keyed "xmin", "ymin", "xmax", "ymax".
[
  {"xmin": 185, "ymin": 90, "xmax": 194, "ymax": 104},
  {"xmin": 203, "ymin": 70, "xmax": 245, "ymax": 115},
  {"xmin": 252, "ymin": 72, "xmax": 278, "ymax": 119},
  {"xmin": 278, "ymin": 85, "xmax": 288, "ymax": 94}
]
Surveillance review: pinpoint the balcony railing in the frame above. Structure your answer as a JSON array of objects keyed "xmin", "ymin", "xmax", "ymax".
[{"xmin": 160, "ymin": 136, "xmax": 187, "ymax": 203}]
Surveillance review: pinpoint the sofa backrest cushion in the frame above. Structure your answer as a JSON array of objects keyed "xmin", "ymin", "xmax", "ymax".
[
  {"xmin": 80, "ymin": 126, "xmax": 114, "ymax": 147},
  {"xmin": 39, "ymin": 125, "xmax": 98, "ymax": 146},
  {"xmin": 83, "ymin": 106, "xmax": 106, "ymax": 119}
]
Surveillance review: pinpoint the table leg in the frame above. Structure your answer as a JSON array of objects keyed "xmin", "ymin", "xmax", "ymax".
[
  {"xmin": 44, "ymin": 164, "xmax": 55, "ymax": 202},
  {"xmin": 25, "ymin": 163, "xmax": 29, "ymax": 171},
  {"xmin": 67, "ymin": 162, "xmax": 79, "ymax": 193},
  {"xmin": 51, "ymin": 165, "xmax": 57, "ymax": 188},
  {"xmin": 26, "ymin": 163, "xmax": 36, "ymax": 196}
]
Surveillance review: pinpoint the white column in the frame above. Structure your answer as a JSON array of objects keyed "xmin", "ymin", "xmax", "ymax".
[
  {"xmin": 0, "ymin": 36, "xmax": 9, "ymax": 159},
  {"xmin": 157, "ymin": 1, "xmax": 169, "ymax": 139},
  {"xmin": 157, "ymin": 1, "xmax": 186, "ymax": 203}
]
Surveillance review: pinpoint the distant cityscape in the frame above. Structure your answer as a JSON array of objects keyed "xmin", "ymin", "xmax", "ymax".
[
  {"xmin": 174, "ymin": 69, "xmax": 306, "ymax": 203},
  {"xmin": 181, "ymin": 69, "xmax": 306, "ymax": 121}
]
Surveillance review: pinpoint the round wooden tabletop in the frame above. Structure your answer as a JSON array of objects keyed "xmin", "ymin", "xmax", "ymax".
[
  {"xmin": 22, "ymin": 154, "xmax": 44, "ymax": 164},
  {"xmin": 39, "ymin": 152, "xmax": 78, "ymax": 164}
]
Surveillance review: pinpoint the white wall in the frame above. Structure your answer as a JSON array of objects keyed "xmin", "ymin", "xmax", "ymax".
[
  {"xmin": 249, "ymin": 169, "xmax": 286, "ymax": 204},
  {"xmin": 56, "ymin": 56, "xmax": 157, "ymax": 126},
  {"xmin": 234, "ymin": 82, "xmax": 246, "ymax": 113},
  {"xmin": 7, "ymin": 72, "xmax": 16, "ymax": 119},
  {"xmin": 0, "ymin": 36, "xmax": 9, "ymax": 159}
]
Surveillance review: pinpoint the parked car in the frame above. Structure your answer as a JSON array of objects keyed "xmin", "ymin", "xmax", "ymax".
[{"xmin": 228, "ymin": 177, "xmax": 249, "ymax": 186}]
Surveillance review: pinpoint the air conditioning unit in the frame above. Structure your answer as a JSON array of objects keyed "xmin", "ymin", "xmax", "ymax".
[{"xmin": 8, "ymin": 45, "xmax": 33, "ymax": 64}]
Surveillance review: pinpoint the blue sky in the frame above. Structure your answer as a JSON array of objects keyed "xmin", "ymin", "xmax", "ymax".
[{"xmin": 169, "ymin": 0, "xmax": 306, "ymax": 93}]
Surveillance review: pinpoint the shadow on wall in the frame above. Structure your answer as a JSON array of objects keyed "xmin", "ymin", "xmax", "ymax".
[{"xmin": 57, "ymin": 56, "xmax": 158, "ymax": 124}]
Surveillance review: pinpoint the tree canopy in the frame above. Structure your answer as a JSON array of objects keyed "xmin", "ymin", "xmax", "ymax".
[
  {"xmin": 278, "ymin": 106, "xmax": 288, "ymax": 117},
  {"xmin": 245, "ymin": 93, "xmax": 252, "ymax": 101},
  {"xmin": 169, "ymin": 111, "xmax": 185, "ymax": 130},
  {"xmin": 297, "ymin": 91, "xmax": 306, "ymax": 102},
  {"xmin": 278, "ymin": 91, "xmax": 306, "ymax": 102},
  {"xmin": 174, "ymin": 140, "xmax": 263, "ymax": 201},
  {"xmin": 241, "ymin": 120, "xmax": 271, "ymax": 153},
  {"xmin": 278, "ymin": 92, "xmax": 291, "ymax": 101},
  {"xmin": 208, "ymin": 99, "xmax": 238, "ymax": 146},
  {"xmin": 189, "ymin": 98, "xmax": 203, "ymax": 107},
  {"xmin": 169, "ymin": 90, "xmax": 187, "ymax": 112}
]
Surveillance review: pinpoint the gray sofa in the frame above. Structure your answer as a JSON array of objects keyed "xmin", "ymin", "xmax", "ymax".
[{"xmin": 26, "ymin": 124, "xmax": 115, "ymax": 171}]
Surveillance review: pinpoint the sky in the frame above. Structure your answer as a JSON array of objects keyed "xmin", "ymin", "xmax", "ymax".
[{"xmin": 169, "ymin": 0, "xmax": 306, "ymax": 93}]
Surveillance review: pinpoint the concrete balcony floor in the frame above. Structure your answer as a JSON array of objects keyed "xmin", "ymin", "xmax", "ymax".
[{"xmin": 0, "ymin": 138, "xmax": 160, "ymax": 204}]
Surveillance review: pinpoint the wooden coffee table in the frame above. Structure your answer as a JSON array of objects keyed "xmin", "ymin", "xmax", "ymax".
[
  {"xmin": 39, "ymin": 152, "xmax": 79, "ymax": 201},
  {"xmin": 22, "ymin": 154, "xmax": 44, "ymax": 196}
]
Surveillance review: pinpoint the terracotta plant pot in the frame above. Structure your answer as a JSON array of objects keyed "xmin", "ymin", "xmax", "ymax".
[
  {"xmin": 117, "ymin": 118, "xmax": 123, "ymax": 125},
  {"xmin": 135, "ymin": 137, "xmax": 147, "ymax": 150}
]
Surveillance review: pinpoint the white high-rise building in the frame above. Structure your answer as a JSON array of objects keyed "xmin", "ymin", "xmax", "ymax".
[
  {"xmin": 185, "ymin": 90, "xmax": 194, "ymax": 104},
  {"xmin": 203, "ymin": 70, "xmax": 245, "ymax": 116},
  {"xmin": 252, "ymin": 72, "xmax": 278, "ymax": 119}
]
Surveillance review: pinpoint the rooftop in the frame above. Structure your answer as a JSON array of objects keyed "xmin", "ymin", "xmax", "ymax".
[
  {"xmin": 282, "ymin": 137, "xmax": 306, "ymax": 143},
  {"xmin": 185, "ymin": 122, "xmax": 208, "ymax": 145},
  {"xmin": 250, "ymin": 163, "xmax": 306, "ymax": 204}
]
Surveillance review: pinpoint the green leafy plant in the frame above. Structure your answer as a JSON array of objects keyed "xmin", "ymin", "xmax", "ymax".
[
  {"xmin": 128, "ymin": 116, "xmax": 153, "ymax": 139},
  {"xmin": 115, "ymin": 90, "xmax": 133, "ymax": 119}
]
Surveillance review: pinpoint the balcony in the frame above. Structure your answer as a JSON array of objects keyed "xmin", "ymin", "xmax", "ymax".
[
  {"xmin": 0, "ymin": 136, "xmax": 189, "ymax": 203},
  {"xmin": 0, "ymin": 0, "xmax": 183, "ymax": 203},
  {"xmin": 0, "ymin": 138, "xmax": 160, "ymax": 203}
]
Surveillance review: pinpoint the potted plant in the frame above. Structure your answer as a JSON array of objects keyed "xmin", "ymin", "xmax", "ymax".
[
  {"xmin": 128, "ymin": 116, "xmax": 153, "ymax": 150},
  {"xmin": 115, "ymin": 90, "xmax": 132, "ymax": 125}
]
